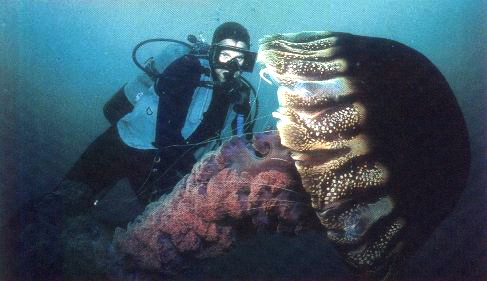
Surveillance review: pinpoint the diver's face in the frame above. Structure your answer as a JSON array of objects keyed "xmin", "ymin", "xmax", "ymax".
[{"xmin": 214, "ymin": 39, "xmax": 247, "ymax": 82}]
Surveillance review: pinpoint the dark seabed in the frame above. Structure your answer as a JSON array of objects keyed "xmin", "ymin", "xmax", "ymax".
[{"xmin": 1, "ymin": 0, "xmax": 486, "ymax": 280}]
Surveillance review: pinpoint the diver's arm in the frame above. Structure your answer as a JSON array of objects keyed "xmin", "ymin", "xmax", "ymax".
[{"xmin": 103, "ymin": 85, "xmax": 135, "ymax": 126}]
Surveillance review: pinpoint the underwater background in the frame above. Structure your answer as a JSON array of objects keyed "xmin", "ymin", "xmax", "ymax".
[{"xmin": 1, "ymin": 0, "xmax": 485, "ymax": 279}]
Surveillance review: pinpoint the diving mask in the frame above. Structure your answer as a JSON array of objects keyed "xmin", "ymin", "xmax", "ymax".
[{"xmin": 210, "ymin": 44, "xmax": 257, "ymax": 72}]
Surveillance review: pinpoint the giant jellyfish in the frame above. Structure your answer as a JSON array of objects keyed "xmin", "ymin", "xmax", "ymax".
[{"xmin": 257, "ymin": 31, "xmax": 470, "ymax": 279}]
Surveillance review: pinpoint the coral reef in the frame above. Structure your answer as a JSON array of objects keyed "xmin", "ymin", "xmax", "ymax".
[
  {"xmin": 11, "ymin": 133, "xmax": 342, "ymax": 280},
  {"xmin": 113, "ymin": 133, "xmax": 321, "ymax": 275}
]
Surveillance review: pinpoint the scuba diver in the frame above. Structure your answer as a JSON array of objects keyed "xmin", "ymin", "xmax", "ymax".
[{"xmin": 64, "ymin": 22, "xmax": 257, "ymax": 206}]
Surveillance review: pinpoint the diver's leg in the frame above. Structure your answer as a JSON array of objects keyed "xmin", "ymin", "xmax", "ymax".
[
  {"xmin": 9, "ymin": 126, "xmax": 126, "ymax": 242},
  {"xmin": 128, "ymin": 147, "xmax": 196, "ymax": 204},
  {"xmin": 64, "ymin": 126, "xmax": 127, "ymax": 201},
  {"xmin": 124, "ymin": 147, "xmax": 159, "ymax": 204}
]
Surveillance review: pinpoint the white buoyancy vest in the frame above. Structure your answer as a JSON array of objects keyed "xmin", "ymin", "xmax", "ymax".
[{"xmin": 117, "ymin": 46, "xmax": 215, "ymax": 150}]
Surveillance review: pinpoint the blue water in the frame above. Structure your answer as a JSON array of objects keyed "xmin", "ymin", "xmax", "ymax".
[{"xmin": 1, "ymin": 0, "xmax": 486, "ymax": 279}]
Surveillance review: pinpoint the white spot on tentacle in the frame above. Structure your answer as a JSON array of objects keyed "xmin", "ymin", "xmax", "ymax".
[{"xmin": 259, "ymin": 68, "xmax": 273, "ymax": 85}]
